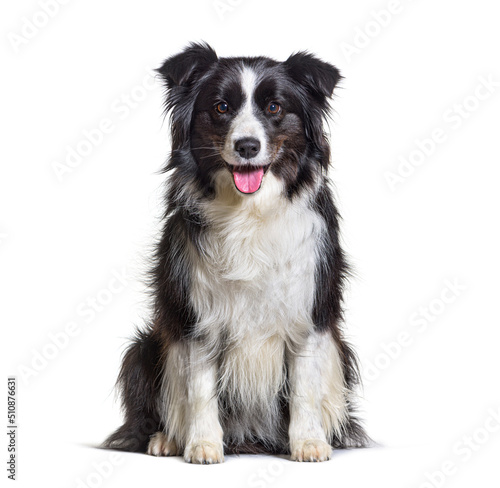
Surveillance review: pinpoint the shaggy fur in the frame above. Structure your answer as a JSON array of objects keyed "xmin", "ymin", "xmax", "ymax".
[{"xmin": 104, "ymin": 42, "xmax": 369, "ymax": 463}]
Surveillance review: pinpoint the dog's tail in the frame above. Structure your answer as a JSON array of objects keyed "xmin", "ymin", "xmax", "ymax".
[{"xmin": 103, "ymin": 326, "xmax": 163, "ymax": 452}]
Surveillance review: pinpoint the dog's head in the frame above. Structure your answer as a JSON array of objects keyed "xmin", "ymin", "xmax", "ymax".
[{"xmin": 158, "ymin": 42, "xmax": 341, "ymax": 199}]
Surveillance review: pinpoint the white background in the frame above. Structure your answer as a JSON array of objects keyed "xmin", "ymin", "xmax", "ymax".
[{"xmin": 2, "ymin": 0, "xmax": 500, "ymax": 487}]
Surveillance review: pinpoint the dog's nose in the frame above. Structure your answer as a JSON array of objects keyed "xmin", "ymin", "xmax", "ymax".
[{"xmin": 234, "ymin": 137, "xmax": 261, "ymax": 159}]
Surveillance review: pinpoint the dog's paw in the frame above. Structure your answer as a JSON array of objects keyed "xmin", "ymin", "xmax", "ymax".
[
  {"xmin": 290, "ymin": 439, "xmax": 333, "ymax": 462},
  {"xmin": 184, "ymin": 441, "xmax": 224, "ymax": 464},
  {"xmin": 147, "ymin": 432, "xmax": 178, "ymax": 457}
]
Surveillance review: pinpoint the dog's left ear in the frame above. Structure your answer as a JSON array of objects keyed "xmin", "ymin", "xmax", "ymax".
[
  {"xmin": 284, "ymin": 52, "xmax": 342, "ymax": 99},
  {"xmin": 157, "ymin": 42, "xmax": 218, "ymax": 89}
]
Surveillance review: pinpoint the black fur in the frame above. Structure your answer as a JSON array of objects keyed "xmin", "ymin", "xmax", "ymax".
[
  {"xmin": 104, "ymin": 327, "xmax": 163, "ymax": 452},
  {"xmin": 104, "ymin": 43, "xmax": 369, "ymax": 456}
]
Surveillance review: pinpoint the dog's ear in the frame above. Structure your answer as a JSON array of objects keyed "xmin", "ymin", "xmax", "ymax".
[
  {"xmin": 284, "ymin": 52, "xmax": 341, "ymax": 169},
  {"xmin": 157, "ymin": 42, "xmax": 218, "ymax": 89},
  {"xmin": 284, "ymin": 52, "xmax": 341, "ymax": 99},
  {"xmin": 157, "ymin": 43, "xmax": 218, "ymax": 151}
]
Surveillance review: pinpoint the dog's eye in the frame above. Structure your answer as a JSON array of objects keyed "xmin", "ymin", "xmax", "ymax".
[
  {"xmin": 267, "ymin": 102, "xmax": 281, "ymax": 114},
  {"xmin": 216, "ymin": 102, "xmax": 229, "ymax": 114}
]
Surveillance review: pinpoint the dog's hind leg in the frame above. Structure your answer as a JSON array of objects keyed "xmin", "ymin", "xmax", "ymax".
[
  {"xmin": 104, "ymin": 326, "xmax": 163, "ymax": 452},
  {"xmin": 147, "ymin": 432, "xmax": 178, "ymax": 456}
]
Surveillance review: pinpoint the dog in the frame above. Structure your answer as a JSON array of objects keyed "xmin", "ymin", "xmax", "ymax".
[{"xmin": 104, "ymin": 42, "xmax": 369, "ymax": 463}]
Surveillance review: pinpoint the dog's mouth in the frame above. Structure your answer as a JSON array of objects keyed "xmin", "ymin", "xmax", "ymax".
[{"xmin": 228, "ymin": 164, "xmax": 271, "ymax": 194}]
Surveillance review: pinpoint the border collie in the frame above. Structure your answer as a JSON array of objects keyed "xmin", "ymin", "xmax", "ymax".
[{"xmin": 104, "ymin": 42, "xmax": 368, "ymax": 463}]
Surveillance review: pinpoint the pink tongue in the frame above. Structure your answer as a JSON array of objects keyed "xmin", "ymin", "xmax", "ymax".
[{"xmin": 232, "ymin": 167, "xmax": 264, "ymax": 194}]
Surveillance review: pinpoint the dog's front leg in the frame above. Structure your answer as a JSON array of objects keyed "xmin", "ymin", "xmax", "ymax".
[
  {"xmin": 288, "ymin": 329, "xmax": 347, "ymax": 462},
  {"xmin": 183, "ymin": 342, "xmax": 224, "ymax": 464}
]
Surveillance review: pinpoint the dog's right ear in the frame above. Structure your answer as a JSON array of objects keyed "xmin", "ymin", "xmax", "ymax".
[
  {"xmin": 157, "ymin": 42, "xmax": 218, "ymax": 89},
  {"xmin": 157, "ymin": 43, "xmax": 218, "ymax": 150}
]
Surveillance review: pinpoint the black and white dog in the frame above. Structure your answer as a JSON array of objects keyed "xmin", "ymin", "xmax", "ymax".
[{"xmin": 105, "ymin": 43, "xmax": 368, "ymax": 463}]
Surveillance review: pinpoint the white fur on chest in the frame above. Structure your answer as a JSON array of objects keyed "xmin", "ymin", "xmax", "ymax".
[
  {"xmin": 190, "ymin": 173, "xmax": 323, "ymax": 339},
  {"xmin": 188, "ymin": 172, "xmax": 325, "ymax": 412}
]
